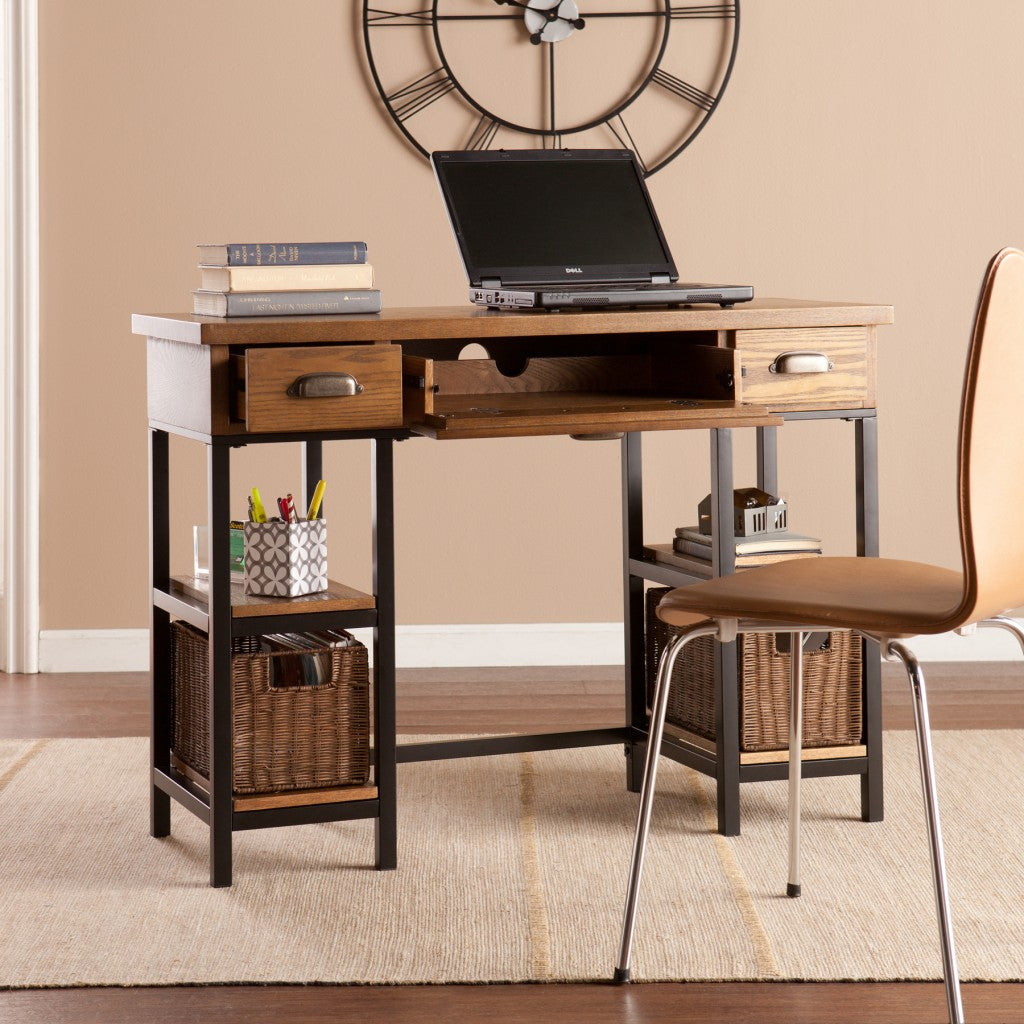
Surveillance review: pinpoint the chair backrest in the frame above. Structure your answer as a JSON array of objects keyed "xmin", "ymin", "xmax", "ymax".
[{"xmin": 955, "ymin": 246, "xmax": 1024, "ymax": 626}]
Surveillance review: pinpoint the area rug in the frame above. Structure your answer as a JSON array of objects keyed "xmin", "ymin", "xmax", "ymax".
[{"xmin": 0, "ymin": 732, "xmax": 1022, "ymax": 987}]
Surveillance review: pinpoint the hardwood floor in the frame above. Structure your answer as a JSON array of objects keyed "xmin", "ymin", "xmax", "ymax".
[
  {"xmin": 3, "ymin": 661, "xmax": 1022, "ymax": 739},
  {"xmin": 1, "ymin": 662, "xmax": 1021, "ymax": 1023}
]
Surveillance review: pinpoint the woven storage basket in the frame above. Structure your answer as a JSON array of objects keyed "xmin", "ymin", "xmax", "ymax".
[
  {"xmin": 170, "ymin": 620, "xmax": 370, "ymax": 794},
  {"xmin": 645, "ymin": 587, "xmax": 862, "ymax": 751}
]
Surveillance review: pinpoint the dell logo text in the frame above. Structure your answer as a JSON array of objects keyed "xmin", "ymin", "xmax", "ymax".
[{"xmin": 565, "ymin": 267, "xmax": 583, "ymax": 274}]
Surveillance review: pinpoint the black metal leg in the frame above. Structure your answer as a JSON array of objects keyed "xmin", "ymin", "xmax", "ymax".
[
  {"xmin": 372, "ymin": 437, "xmax": 398, "ymax": 870},
  {"xmin": 756, "ymin": 425, "xmax": 778, "ymax": 497},
  {"xmin": 208, "ymin": 441, "xmax": 233, "ymax": 887},
  {"xmin": 856, "ymin": 416, "xmax": 884, "ymax": 823},
  {"xmin": 149, "ymin": 428, "xmax": 171, "ymax": 839},
  {"xmin": 621, "ymin": 432, "xmax": 647, "ymax": 793},
  {"xmin": 303, "ymin": 440, "xmax": 323, "ymax": 517},
  {"xmin": 711, "ymin": 429, "xmax": 741, "ymax": 835}
]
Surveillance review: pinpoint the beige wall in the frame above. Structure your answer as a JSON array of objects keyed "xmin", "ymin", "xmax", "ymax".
[{"xmin": 37, "ymin": 1, "xmax": 1024, "ymax": 630}]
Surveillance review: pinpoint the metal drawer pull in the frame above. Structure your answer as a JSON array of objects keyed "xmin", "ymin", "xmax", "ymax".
[
  {"xmin": 286, "ymin": 372, "xmax": 364, "ymax": 398},
  {"xmin": 769, "ymin": 351, "xmax": 834, "ymax": 374}
]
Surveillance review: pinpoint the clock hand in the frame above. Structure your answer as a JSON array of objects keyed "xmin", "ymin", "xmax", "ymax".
[
  {"xmin": 493, "ymin": 0, "xmax": 585, "ymax": 31},
  {"xmin": 552, "ymin": 0, "xmax": 585, "ymax": 30}
]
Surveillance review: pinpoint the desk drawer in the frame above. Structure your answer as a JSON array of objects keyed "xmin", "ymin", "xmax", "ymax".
[
  {"xmin": 244, "ymin": 345, "xmax": 402, "ymax": 433},
  {"xmin": 732, "ymin": 327, "xmax": 875, "ymax": 410},
  {"xmin": 401, "ymin": 348, "xmax": 779, "ymax": 438}
]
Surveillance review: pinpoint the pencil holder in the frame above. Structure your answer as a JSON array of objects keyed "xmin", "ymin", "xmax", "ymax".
[{"xmin": 243, "ymin": 519, "xmax": 327, "ymax": 597}]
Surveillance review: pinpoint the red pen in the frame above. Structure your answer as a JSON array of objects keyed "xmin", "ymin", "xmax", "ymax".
[
  {"xmin": 285, "ymin": 492, "xmax": 296, "ymax": 523},
  {"xmin": 277, "ymin": 497, "xmax": 288, "ymax": 522}
]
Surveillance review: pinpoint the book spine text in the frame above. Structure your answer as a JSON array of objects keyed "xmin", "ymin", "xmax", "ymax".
[
  {"xmin": 225, "ymin": 290, "xmax": 382, "ymax": 316},
  {"xmin": 222, "ymin": 242, "xmax": 367, "ymax": 265}
]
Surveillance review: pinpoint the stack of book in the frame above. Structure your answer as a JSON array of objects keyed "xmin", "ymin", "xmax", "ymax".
[
  {"xmin": 260, "ymin": 630, "xmax": 360, "ymax": 688},
  {"xmin": 192, "ymin": 241, "xmax": 382, "ymax": 317},
  {"xmin": 671, "ymin": 524, "xmax": 822, "ymax": 568}
]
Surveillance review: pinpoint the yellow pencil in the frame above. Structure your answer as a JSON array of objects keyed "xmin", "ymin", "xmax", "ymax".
[{"xmin": 306, "ymin": 479, "xmax": 326, "ymax": 520}]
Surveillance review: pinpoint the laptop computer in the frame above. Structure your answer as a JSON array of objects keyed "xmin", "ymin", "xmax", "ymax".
[{"xmin": 431, "ymin": 148, "xmax": 753, "ymax": 311}]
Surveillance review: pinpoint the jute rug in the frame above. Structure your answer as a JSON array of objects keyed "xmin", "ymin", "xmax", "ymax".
[{"xmin": 0, "ymin": 731, "xmax": 1022, "ymax": 987}]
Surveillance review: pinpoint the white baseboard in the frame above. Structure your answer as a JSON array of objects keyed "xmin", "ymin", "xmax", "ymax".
[
  {"xmin": 34, "ymin": 622, "xmax": 1024, "ymax": 674},
  {"xmin": 350, "ymin": 623, "xmax": 625, "ymax": 668},
  {"xmin": 36, "ymin": 623, "xmax": 624, "ymax": 673},
  {"xmin": 38, "ymin": 630, "xmax": 151, "ymax": 673}
]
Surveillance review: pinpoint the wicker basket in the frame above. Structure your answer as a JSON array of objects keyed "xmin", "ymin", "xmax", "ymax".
[
  {"xmin": 169, "ymin": 620, "xmax": 370, "ymax": 794},
  {"xmin": 645, "ymin": 587, "xmax": 862, "ymax": 751}
]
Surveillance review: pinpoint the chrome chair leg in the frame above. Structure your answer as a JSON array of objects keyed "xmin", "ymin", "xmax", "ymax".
[
  {"xmin": 887, "ymin": 640, "xmax": 964, "ymax": 1024},
  {"xmin": 614, "ymin": 621, "xmax": 719, "ymax": 984},
  {"xmin": 787, "ymin": 631, "xmax": 804, "ymax": 898},
  {"xmin": 979, "ymin": 614, "xmax": 1024, "ymax": 656}
]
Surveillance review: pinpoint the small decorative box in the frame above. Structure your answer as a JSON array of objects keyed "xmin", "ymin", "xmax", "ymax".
[
  {"xmin": 697, "ymin": 488, "xmax": 789, "ymax": 537},
  {"xmin": 243, "ymin": 519, "xmax": 328, "ymax": 597}
]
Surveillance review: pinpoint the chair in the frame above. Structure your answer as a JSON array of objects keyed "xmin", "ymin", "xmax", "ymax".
[{"xmin": 614, "ymin": 247, "xmax": 1024, "ymax": 1024}]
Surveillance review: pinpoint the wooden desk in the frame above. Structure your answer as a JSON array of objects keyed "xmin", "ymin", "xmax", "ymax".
[{"xmin": 134, "ymin": 299, "xmax": 893, "ymax": 886}]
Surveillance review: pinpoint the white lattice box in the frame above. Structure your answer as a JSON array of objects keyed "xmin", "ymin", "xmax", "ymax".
[{"xmin": 243, "ymin": 519, "xmax": 328, "ymax": 597}]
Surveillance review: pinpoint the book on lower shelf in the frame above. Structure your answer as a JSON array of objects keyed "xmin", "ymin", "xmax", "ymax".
[
  {"xmin": 199, "ymin": 262, "xmax": 374, "ymax": 292},
  {"xmin": 192, "ymin": 288, "xmax": 382, "ymax": 317},
  {"xmin": 645, "ymin": 543, "xmax": 820, "ymax": 576},
  {"xmin": 673, "ymin": 525, "xmax": 822, "ymax": 556},
  {"xmin": 197, "ymin": 241, "xmax": 368, "ymax": 266}
]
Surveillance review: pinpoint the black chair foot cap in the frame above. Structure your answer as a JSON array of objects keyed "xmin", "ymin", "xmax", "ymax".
[
  {"xmin": 613, "ymin": 967, "xmax": 631, "ymax": 984},
  {"xmin": 787, "ymin": 882, "xmax": 802, "ymax": 898}
]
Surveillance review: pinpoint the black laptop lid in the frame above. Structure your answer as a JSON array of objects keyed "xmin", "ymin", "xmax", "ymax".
[{"xmin": 431, "ymin": 149, "xmax": 678, "ymax": 288}]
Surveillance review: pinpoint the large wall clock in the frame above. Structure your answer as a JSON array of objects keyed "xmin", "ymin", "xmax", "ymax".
[{"xmin": 362, "ymin": 2, "xmax": 739, "ymax": 178}]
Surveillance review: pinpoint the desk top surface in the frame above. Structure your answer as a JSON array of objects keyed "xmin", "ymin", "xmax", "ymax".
[{"xmin": 133, "ymin": 298, "xmax": 894, "ymax": 347}]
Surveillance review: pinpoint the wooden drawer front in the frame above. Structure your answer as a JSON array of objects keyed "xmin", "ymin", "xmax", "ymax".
[
  {"xmin": 733, "ymin": 327, "xmax": 874, "ymax": 410},
  {"xmin": 245, "ymin": 345, "xmax": 401, "ymax": 433}
]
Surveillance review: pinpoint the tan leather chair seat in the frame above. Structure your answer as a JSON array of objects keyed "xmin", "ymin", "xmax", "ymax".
[{"xmin": 656, "ymin": 556, "xmax": 964, "ymax": 637}]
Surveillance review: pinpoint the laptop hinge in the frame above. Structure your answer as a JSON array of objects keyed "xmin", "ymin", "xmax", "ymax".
[
  {"xmin": 651, "ymin": 274, "xmax": 671, "ymax": 285},
  {"xmin": 480, "ymin": 278, "xmax": 501, "ymax": 288}
]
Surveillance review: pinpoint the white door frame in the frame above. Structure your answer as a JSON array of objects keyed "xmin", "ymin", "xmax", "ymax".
[{"xmin": 2, "ymin": 0, "xmax": 40, "ymax": 673}]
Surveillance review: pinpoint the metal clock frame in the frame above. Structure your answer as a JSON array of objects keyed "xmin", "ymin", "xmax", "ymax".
[{"xmin": 362, "ymin": 1, "xmax": 740, "ymax": 177}]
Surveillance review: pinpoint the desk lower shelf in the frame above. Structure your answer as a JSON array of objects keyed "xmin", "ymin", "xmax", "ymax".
[
  {"xmin": 157, "ymin": 575, "xmax": 377, "ymax": 635},
  {"xmin": 170, "ymin": 754, "xmax": 378, "ymax": 812},
  {"xmin": 664, "ymin": 722, "xmax": 866, "ymax": 765},
  {"xmin": 169, "ymin": 574, "xmax": 374, "ymax": 617}
]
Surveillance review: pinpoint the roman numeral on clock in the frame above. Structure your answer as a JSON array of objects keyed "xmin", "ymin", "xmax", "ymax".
[
  {"xmin": 651, "ymin": 69, "xmax": 715, "ymax": 111},
  {"xmin": 365, "ymin": 7, "xmax": 432, "ymax": 27},
  {"xmin": 386, "ymin": 68, "xmax": 456, "ymax": 122},
  {"xmin": 602, "ymin": 115, "xmax": 647, "ymax": 173},
  {"xmin": 669, "ymin": 3, "xmax": 736, "ymax": 18},
  {"xmin": 466, "ymin": 116, "xmax": 500, "ymax": 150}
]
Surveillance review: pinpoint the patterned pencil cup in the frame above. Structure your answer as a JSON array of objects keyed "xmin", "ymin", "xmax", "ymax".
[{"xmin": 243, "ymin": 519, "xmax": 328, "ymax": 597}]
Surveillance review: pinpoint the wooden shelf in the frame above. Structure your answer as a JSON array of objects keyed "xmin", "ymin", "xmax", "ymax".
[
  {"xmin": 169, "ymin": 574, "xmax": 375, "ymax": 619},
  {"xmin": 171, "ymin": 755, "xmax": 376, "ymax": 810},
  {"xmin": 233, "ymin": 785, "xmax": 378, "ymax": 812},
  {"xmin": 664, "ymin": 722, "xmax": 866, "ymax": 765}
]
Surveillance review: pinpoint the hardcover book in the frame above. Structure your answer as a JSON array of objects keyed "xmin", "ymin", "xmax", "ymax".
[
  {"xmin": 199, "ymin": 263, "xmax": 374, "ymax": 292},
  {"xmin": 197, "ymin": 241, "xmax": 368, "ymax": 266},
  {"xmin": 673, "ymin": 526, "xmax": 822, "ymax": 555},
  {"xmin": 648, "ymin": 543, "xmax": 820, "ymax": 574},
  {"xmin": 671, "ymin": 540, "xmax": 821, "ymax": 566},
  {"xmin": 192, "ymin": 288, "xmax": 382, "ymax": 317}
]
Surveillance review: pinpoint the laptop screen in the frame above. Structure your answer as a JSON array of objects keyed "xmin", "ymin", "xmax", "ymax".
[{"xmin": 431, "ymin": 150, "xmax": 677, "ymax": 287}]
